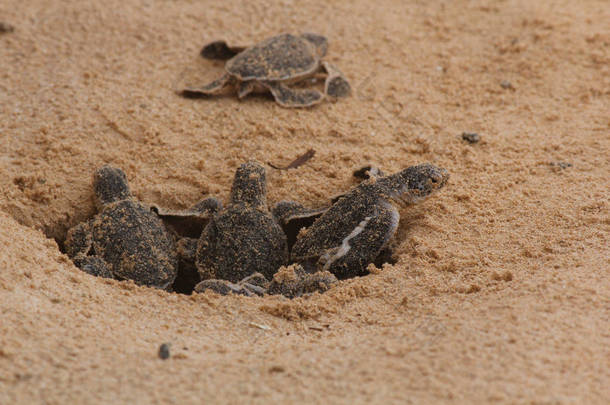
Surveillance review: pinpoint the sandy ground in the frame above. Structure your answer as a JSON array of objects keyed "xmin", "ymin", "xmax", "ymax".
[{"xmin": 1, "ymin": 0, "xmax": 609, "ymax": 403}]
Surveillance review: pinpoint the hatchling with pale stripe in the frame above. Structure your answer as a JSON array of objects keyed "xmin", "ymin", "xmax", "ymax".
[
  {"xmin": 181, "ymin": 33, "xmax": 351, "ymax": 107},
  {"xmin": 275, "ymin": 164, "xmax": 449, "ymax": 279}
]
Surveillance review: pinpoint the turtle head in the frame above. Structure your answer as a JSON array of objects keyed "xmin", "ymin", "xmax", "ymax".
[
  {"xmin": 230, "ymin": 161, "xmax": 267, "ymax": 207},
  {"xmin": 383, "ymin": 164, "xmax": 449, "ymax": 206},
  {"xmin": 301, "ymin": 33, "xmax": 328, "ymax": 58},
  {"xmin": 93, "ymin": 165, "xmax": 131, "ymax": 208}
]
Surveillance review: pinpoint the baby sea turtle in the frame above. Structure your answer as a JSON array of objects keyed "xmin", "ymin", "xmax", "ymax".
[
  {"xmin": 182, "ymin": 33, "xmax": 351, "ymax": 107},
  {"xmin": 182, "ymin": 161, "xmax": 288, "ymax": 283},
  {"xmin": 267, "ymin": 264, "xmax": 338, "ymax": 299},
  {"xmin": 65, "ymin": 165, "xmax": 178, "ymax": 289},
  {"xmin": 193, "ymin": 267, "xmax": 336, "ymax": 298},
  {"xmin": 193, "ymin": 272, "xmax": 270, "ymax": 297},
  {"xmin": 275, "ymin": 164, "xmax": 449, "ymax": 279}
]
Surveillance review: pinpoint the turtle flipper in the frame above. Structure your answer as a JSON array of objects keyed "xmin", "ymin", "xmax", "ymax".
[
  {"xmin": 237, "ymin": 81, "xmax": 255, "ymax": 99},
  {"xmin": 153, "ymin": 197, "xmax": 222, "ymax": 219},
  {"xmin": 273, "ymin": 201, "xmax": 328, "ymax": 250},
  {"xmin": 181, "ymin": 74, "xmax": 234, "ymax": 97},
  {"xmin": 322, "ymin": 61, "xmax": 351, "ymax": 98},
  {"xmin": 195, "ymin": 221, "xmax": 217, "ymax": 280},
  {"xmin": 200, "ymin": 40, "xmax": 246, "ymax": 60},
  {"xmin": 261, "ymin": 81, "xmax": 324, "ymax": 108},
  {"xmin": 65, "ymin": 220, "xmax": 94, "ymax": 258},
  {"xmin": 66, "ymin": 221, "xmax": 114, "ymax": 278},
  {"xmin": 194, "ymin": 279, "xmax": 252, "ymax": 296},
  {"xmin": 153, "ymin": 197, "xmax": 221, "ymax": 239},
  {"xmin": 272, "ymin": 201, "xmax": 328, "ymax": 226},
  {"xmin": 317, "ymin": 202, "xmax": 399, "ymax": 279},
  {"xmin": 72, "ymin": 256, "xmax": 114, "ymax": 279}
]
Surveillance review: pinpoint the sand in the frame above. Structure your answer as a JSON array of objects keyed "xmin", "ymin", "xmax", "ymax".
[{"xmin": 1, "ymin": 0, "xmax": 608, "ymax": 403}]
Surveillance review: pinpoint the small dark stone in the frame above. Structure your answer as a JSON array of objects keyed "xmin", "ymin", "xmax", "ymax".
[
  {"xmin": 500, "ymin": 80, "xmax": 514, "ymax": 90},
  {"xmin": 549, "ymin": 162, "xmax": 572, "ymax": 171},
  {"xmin": 461, "ymin": 132, "xmax": 480, "ymax": 144},
  {"xmin": 158, "ymin": 343, "xmax": 170, "ymax": 360},
  {"xmin": 554, "ymin": 162, "xmax": 571, "ymax": 169},
  {"xmin": 0, "ymin": 22, "xmax": 14, "ymax": 34}
]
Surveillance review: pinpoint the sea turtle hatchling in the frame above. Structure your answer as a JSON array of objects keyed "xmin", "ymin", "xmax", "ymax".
[
  {"xmin": 275, "ymin": 164, "xmax": 449, "ymax": 279},
  {"xmin": 181, "ymin": 33, "xmax": 351, "ymax": 107},
  {"xmin": 65, "ymin": 165, "xmax": 178, "ymax": 289},
  {"xmin": 179, "ymin": 161, "xmax": 288, "ymax": 284}
]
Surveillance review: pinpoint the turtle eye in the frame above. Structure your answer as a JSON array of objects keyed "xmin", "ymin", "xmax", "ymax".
[{"xmin": 431, "ymin": 177, "xmax": 438, "ymax": 184}]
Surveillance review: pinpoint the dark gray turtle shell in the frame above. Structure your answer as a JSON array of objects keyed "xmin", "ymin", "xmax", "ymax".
[
  {"xmin": 92, "ymin": 200, "xmax": 178, "ymax": 288},
  {"xmin": 225, "ymin": 34, "xmax": 320, "ymax": 82},
  {"xmin": 196, "ymin": 204, "xmax": 287, "ymax": 283}
]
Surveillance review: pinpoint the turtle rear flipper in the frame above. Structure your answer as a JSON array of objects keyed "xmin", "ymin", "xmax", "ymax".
[
  {"xmin": 181, "ymin": 74, "xmax": 234, "ymax": 97},
  {"xmin": 322, "ymin": 61, "xmax": 351, "ymax": 98},
  {"xmin": 261, "ymin": 81, "xmax": 324, "ymax": 108},
  {"xmin": 200, "ymin": 40, "xmax": 246, "ymax": 60}
]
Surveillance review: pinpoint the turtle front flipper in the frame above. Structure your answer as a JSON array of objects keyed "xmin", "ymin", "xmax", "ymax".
[
  {"xmin": 152, "ymin": 197, "xmax": 222, "ymax": 220},
  {"xmin": 322, "ymin": 61, "xmax": 351, "ymax": 98},
  {"xmin": 65, "ymin": 220, "xmax": 94, "ymax": 258},
  {"xmin": 65, "ymin": 220, "xmax": 114, "ymax": 279},
  {"xmin": 237, "ymin": 81, "xmax": 255, "ymax": 99},
  {"xmin": 317, "ymin": 202, "xmax": 399, "ymax": 279},
  {"xmin": 200, "ymin": 40, "xmax": 246, "ymax": 60},
  {"xmin": 261, "ymin": 81, "xmax": 324, "ymax": 108},
  {"xmin": 152, "ymin": 197, "xmax": 221, "ymax": 239},
  {"xmin": 273, "ymin": 201, "xmax": 328, "ymax": 250},
  {"xmin": 272, "ymin": 201, "xmax": 328, "ymax": 226},
  {"xmin": 182, "ymin": 73, "xmax": 235, "ymax": 97},
  {"xmin": 72, "ymin": 256, "xmax": 114, "ymax": 279}
]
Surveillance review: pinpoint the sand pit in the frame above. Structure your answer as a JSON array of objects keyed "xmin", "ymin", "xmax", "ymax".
[{"xmin": 1, "ymin": 0, "xmax": 608, "ymax": 403}]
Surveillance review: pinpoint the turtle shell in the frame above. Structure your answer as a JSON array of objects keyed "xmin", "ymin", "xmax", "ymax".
[
  {"xmin": 92, "ymin": 199, "xmax": 178, "ymax": 288},
  {"xmin": 225, "ymin": 34, "xmax": 320, "ymax": 82},
  {"xmin": 195, "ymin": 205, "xmax": 288, "ymax": 283}
]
